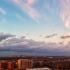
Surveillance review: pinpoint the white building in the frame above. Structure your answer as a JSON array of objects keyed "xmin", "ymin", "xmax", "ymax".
[{"xmin": 26, "ymin": 68, "xmax": 51, "ymax": 70}]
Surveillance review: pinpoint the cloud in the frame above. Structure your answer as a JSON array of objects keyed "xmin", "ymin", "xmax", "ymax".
[
  {"xmin": 26, "ymin": 0, "xmax": 36, "ymax": 6},
  {"xmin": 8, "ymin": 0, "xmax": 58, "ymax": 24},
  {"xmin": 0, "ymin": 33, "xmax": 70, "ymax": 56},
  {"xmin": 59, "ymin": 0, "xmax": 70, "ymax": 28},
  {"xmin": 0, "ymin": 8, "xmax": 6, "ymax": 15},
  {"xmin": 45, "ymin": 33, "xmax": 57, "ymax": 38},
  {"xmin": 59, "ymin": 34, "xmax": 70, "ymax": 45},
  {"xmin": 0, "ymin": 33, "xmax": 14, "ymax": 42},
  {"xmin": 11, "ymin": 0, "xmax": 41, "ymax": 23},
  {"xmin": 60, "ymin": 35, "xmax": 70, "ymax": 39}
]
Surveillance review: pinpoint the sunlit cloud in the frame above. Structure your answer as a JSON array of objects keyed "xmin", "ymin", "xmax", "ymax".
[
  {"xmin": 8, "ymin": 0, "xmax": 59, "ymax": 24},
  {"xmin": 26, "ymin": 0, "xmax": 36, "ymax": 6},
  {"xmin": 59, "ymin": 0, "xmax": 70, "ymax": 28},
  {"xmin": 11, "ymin": 0, "xmax": 41, "ymax": 23}
]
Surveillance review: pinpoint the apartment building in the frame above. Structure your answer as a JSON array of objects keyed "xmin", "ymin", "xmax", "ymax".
[{"xmin": 17, "ymin": 59, "xmax": 33, "ymax": 70}]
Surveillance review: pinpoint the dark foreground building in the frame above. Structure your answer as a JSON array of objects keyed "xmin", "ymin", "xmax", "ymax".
[{"xmin": 0, "ymin": 56, "xmax": 70, "ymax": 70}]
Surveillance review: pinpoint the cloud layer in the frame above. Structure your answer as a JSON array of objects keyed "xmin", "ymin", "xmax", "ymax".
[{"xmin": 0, "ymin": 33, "xmax": 70, "ymax": 56}]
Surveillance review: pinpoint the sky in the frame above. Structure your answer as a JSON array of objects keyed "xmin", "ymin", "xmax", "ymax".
[{"xmin": 0, "ymin": 0, "xmax": 70, "ymax": 56}]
